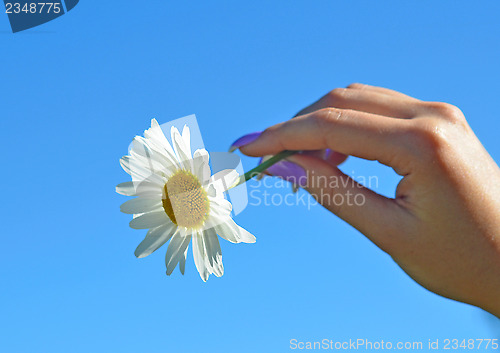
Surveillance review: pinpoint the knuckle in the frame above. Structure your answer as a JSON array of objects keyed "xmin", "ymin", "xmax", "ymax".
[
  {"xmin": 346, "ymin": 82, "xmax": 365, "ymax": 90},
  {"xmin": 405, "ymin": 119, "xmax": 450, "ymax": 158},
  {"xmin": 313, "ymin": 108, "xmax": 342, "ymax": 126},
  {"xmin": 423, "ymin": 101, "xmax": 465, "ymax": 122},
  {"xmin": 327, "ymin": 88, "xmax": 348, "ymax": 102}
]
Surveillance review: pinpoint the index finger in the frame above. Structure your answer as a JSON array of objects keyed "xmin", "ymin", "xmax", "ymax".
[{"xmin": 240, "ymin": 108, "xmax": 410, "ymax": 170}]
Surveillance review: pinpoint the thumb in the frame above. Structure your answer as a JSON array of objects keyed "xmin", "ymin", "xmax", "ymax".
[{"xmin": 282, "ymin": 154, "xmax": 409, "ymax": 255}]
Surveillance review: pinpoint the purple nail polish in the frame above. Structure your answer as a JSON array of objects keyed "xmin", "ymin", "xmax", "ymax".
[
  {"xmin": 229, "ymin": 131, "xmax": 262, "ymax": 152},
  {"xmin": 266, "ymin": 160, "xmax": 307, "ymax": 187}
]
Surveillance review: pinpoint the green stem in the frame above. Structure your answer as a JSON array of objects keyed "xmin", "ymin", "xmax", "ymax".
[{"xmin": 232, "ymin": 150, "xmax": 298, "ymax": 188}]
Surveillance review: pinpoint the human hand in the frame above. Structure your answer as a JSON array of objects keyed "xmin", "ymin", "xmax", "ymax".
[{"xmin": 232, "ymin": 83, "xmax": 500, "ymax": 316}]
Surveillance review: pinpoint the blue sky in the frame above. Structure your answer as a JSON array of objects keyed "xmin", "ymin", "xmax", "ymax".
[{"xmin": 1, "ymin": 1, "xmax": 499, "ymax": 352}]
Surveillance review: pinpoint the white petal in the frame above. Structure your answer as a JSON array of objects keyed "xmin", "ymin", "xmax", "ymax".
[
  {"xmin": 134, "ymin": 223, "xmax": 177, "ymax": 258},
  {"xmin": 131, "ymin": 136, "xmax": 177, "ymax": 174},
  {"xmin": 120, "ymin": 197, "xmax": 162, "ymax": 214},
  {"xmin": 213, "ymin": 219, "xmax": 240, "ymax": 243},
  {"xmin": 117, "ymin": 179, "xmax": 162, "ymax": 198},
  {"xmin": 236, "ymin": 223, "xmax": 256, "ymax": 243},
  {"xmin": 145, "ymin": 119, "xmax": 177, "ymax": 161},
  {"xmin": 116, "ymin": 182, "xmax": 136, "ymax": 196},
  {"xmin": 130, "ymin": 146, "xmax": 168, "ymax": 175},
  {"xmin": 134, "ymin": 185, "xmax": 163, "ymax": 200},
  {"xmin": 209, "ymin": 169, "xmax": 240, "ymax": 193},
  {"xmin": 171, "ymin": 126, "xmax": 193, "ymax": 171},
  {"xmin": 193, "ymin": 149, "xmax": 211, "ymax": 183},
  {"xmin": 206, "ymin": 184, "xmax": 216, "ymax": 197},
  {"xmin": 120, "ymin": 155, "xmax": 155, "ymax": 180},
  {"xmin": 204, "ymin": 210, "xmax": 228, "ymax": 230},
  {"xmin": 165, "ymin": 232, "xmax": 191, "ymax": 275},
  {"xmin": 210, "ymin": 197, "xmax": 233, "ymax": 215},
  {"xmin": 192, "ymin": 232, "xmax": 210, "ymax": 282},
  {"xmin": 207, "ymin": 210, "xmax": 231, "ymax": 231},
  {"xmin": 203, "ymin": 228, "xmax": 223, "ymax": 277},
  {"xmin": 181, "ymin": 125, "xmax": 192, "ymax": 158},
  {"xmin": 212, "ymin": 169, "xmax": 240, "ymax": 186},
  {"xmin": 137, "ymin": 173, "xmax": 167, "ymax": 188},
  {"xmin": 179, "ymin": 245, "xmax": 188, "ymax": 275},
  {"xmin": 215, "ymin": 218, "xmax": 256, "ymax": 244},
  {"xmin": 129, "ymin": 211, "xmax": 169, "ymax": 229}
]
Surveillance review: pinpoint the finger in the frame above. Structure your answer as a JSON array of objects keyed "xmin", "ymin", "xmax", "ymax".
[
  {"xmin": 296, "ymin": 87, "xmax": 419, "ymax": 119},
  {"xmin": 240, "ymin": 108, "xmax": 409, "ymax": 170},
  {"xmin": 346, "ymin": 83, "xmax": 421, "ymax": 101},
  {"xmin": 325, "ymin": 150, "xmax": 348, "ymax": 166},
  {"xmin": 254, "ymin": 151, "xmax": 347, "ymax": 189},
  {"xmin": 287, "ymin": 153, "xmax": 409, "ymax": 255},
  {"xmin": 291, "ymin": 84, "xmax": 418, "ymax": 162},
  {"xmin": 300, "ymin": 149, "xmax": 348, "ymax": 167}
]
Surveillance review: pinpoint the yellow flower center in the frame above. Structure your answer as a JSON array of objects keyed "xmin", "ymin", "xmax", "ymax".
[{"xmin": 162, "ymin": 170, "xmax": 209, "ymax": 229}]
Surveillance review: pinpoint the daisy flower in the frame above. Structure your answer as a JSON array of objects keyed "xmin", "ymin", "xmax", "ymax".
[{"xmin": 116, "ymin": 119, "xmax": 256, "ymax": 281}]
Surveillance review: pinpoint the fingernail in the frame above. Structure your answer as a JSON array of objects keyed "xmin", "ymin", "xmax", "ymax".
[
  {"xmin": 229, "ymin": 131, "xmax": 262, "ymax": 152},
  {"xmin": 266, "ymin": 160, "xmax": 307, "ymax": 187}
]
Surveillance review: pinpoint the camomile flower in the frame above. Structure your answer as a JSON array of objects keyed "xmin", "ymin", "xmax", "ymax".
[{"xmin": 116, "ymin": 119, "xmax": 256, "ymax": 281}]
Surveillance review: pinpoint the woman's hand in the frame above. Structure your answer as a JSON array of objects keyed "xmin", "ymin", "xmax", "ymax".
[{"xmin": 233, "ymin": 83, "xmax": 500, "ymax": 316}]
